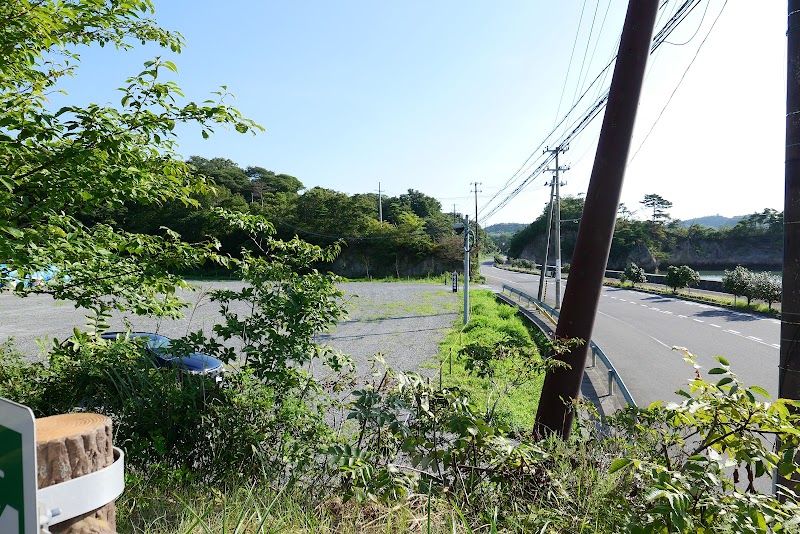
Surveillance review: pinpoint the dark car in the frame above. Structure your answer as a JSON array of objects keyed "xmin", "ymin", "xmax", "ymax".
[{"xmin": 100, "ymin": 332, "xmax": 226, "ymax": 382}]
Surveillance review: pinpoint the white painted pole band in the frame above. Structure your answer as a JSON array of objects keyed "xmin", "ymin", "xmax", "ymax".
[{"xmin": 37, "ymin": 446, "xmax": 125, "ymax": 527}]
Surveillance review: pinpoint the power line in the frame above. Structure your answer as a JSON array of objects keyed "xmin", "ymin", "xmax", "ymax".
[
  {"xmin": 629, "ymin": 0, "xmax": 728, "ymax": 164},
  {"xmin": 479, "ymin": 0, "xmax": 709, "ymax": 225},
  {"xmin": 553, "ymin": 0, "xmax": 590, "ymax": 129}
]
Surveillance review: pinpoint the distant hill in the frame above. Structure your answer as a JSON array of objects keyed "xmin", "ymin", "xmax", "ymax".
[
  {"xmin": 679, "ymin": 214, "xmax": 744, "ymax": 229},
  {"xmin": 484, "ymin": 223, "xmax": 527, "ymax": 235}
]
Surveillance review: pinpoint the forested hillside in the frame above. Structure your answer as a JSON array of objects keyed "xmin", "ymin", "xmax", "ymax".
[
  {"xmin": 508, "ymin": 195, "xmax": 782, "ymax": 271},
  {"xmin": 88, "ymin": 156, "xmax": 467, "ymax": 277}
]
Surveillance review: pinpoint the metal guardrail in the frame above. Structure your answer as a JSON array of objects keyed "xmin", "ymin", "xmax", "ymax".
[{"xmin": 501, "ymin": 284, "xmax": 637, "ymax": 407}]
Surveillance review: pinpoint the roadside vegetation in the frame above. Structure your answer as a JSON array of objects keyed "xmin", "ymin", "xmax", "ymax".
[
  {"xmin": 2, "ymin": 2, "xmax": 800, "ymax": 533},
  {"xmin": 435, "ymin": 290, "xmax": 550, "ymax": 432},
  {"xmin": 607, "ymin": 262, "xmax": 783, "ymax": 316}
]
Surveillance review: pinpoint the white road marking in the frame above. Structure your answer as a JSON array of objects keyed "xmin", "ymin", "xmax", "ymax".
[
  {"xmin": 693, "ymin": 319, "xmax": 704, "ymax": 323},
  {"xmin": 640, "ymin": 304, "xmax": 649, "ymax": 307},
  {"xmin": 725, "ymin": 329, "xmax": 740, "ymax": 334},
  {"xmin": 748, "ymin": 336, "xmax": 762, "ymax": 341},
  {"xmin": 710, "ymin": 324, "xmax": 721, "ymax": 328},
  {"xmin": 619, "ymin": 298, "xmax": 627, "ymax": 302},
  {"xmin": 597, "ymin": 310, "xmax": 671, "ymax": 349},
  {"xmin": 662, "ymin": 311, "xmax": 673, "ymax": 315},
  {"xmin": 772, "ymin": 344, "xmax": 781, "ymax": 348}
]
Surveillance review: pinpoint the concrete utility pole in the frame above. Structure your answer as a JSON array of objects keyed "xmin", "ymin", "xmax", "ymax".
[
  {"xmin": 534, "ymin": 0, "xmax": 658, "ymax": 439},
  {"xmin": 538, "ymin": 180, "xmax": 556, "ymax": 301},
  {"xmin": 472, "ymin": 182, "xmax": 482, "ymax": 258},
  {"xmin": 780, "ymin": 0, "xmax": 800, "ymax": 494},
  {"xmin": 545, "ymin": 147, "xmax": 569, "ymax": 309},
  {"xmin": 462, "ymin": 215, "xmax": 474, "ymax": 325}
]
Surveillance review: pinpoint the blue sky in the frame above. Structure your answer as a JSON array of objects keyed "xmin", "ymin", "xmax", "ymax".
[{"xmin": 54, "ymin": 1, "xmax": 786, "ymax": 225}]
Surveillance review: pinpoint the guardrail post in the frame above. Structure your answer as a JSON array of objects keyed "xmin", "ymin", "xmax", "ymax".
[
  {"xmin": 608, "ymin": 369, "xmax": 615, "ymax": 396},
  {"xmin": 591, "ymin": 345, "xmax": 597, "ymax": 368}
]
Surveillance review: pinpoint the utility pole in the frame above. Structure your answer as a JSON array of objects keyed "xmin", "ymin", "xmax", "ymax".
[
  {"xmin": 453, "ymin": 204, "xmax": 457, "ymax": 224},
  {"xmin": 534, "ymin": 0, "xmax": 658, "ymax": 439},
  {"xmin": 378, "ymin": 182, "xmax": 383, "ymax": 222},
  {"xmin": 462, "ymin": 215, "xmax": 475, "ymax": 325},
  {"xmin": 780, "ymin": 0, "xmax": 800, "ymax": 495},
  {"xmin": 537, "ymin": 180, "xmax": 556, "ymax": 301},
  {"xmin": 471, "ymin": 182, "xmax": 482, "ymax": 258},
  {"xmin": 545, "ymin": 146, "xmax": 569, "ymax": 309}
]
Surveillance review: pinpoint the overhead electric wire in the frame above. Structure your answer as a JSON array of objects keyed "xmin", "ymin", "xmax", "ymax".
[
  {"xmin": 629, "ymin": 0, "xmax": 728, "ymax": 164},
  {"xmin": 664, "ymin": 0, "xmax": 711, "ymax": 46},
  {"xmin": 566, "ymin": 0, "xmax": 602, "ymax": 133},
  {"xmin": 576, "ymin": 0, "xmax": 613, "ymax": 104},
  {"xmin": 552, "ymin": 0, "xmax": 590, "ymax": 129},
  {"xmin": 479, "ymin": 0, "xmax": 708, "ymax": 225}
]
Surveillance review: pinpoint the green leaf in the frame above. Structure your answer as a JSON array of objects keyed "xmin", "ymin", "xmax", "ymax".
[
  {"xmin": 749, "ymin": 385, "xmax": 771, "ymax": 399},
  {"xmin": 707, "ymin": 367, "xmax": 727, "ymax": 375},
  {"xmin": 609, "ymin": 458, "xmax": 633, "ymax": 473},
  {"xmin": 716, "ymin": 377, "xmax": 733, "ymax": 387},
  {"xmin": 714, "ymin": 356, "xmax": 730, "ymax": 366}
]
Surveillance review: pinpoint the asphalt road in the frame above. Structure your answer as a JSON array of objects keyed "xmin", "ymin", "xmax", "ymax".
[{"xmin": 481, "ymin": 262, "xmax": 780, "ymax": 407}]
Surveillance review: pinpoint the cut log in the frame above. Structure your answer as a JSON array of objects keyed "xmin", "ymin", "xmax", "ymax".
[{"xmin": 36, "ymin": 413, "xmax": 116, "ymax": 534}]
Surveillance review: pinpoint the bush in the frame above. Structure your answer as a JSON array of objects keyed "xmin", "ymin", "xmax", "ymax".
[
  {"xmin": 493, "ymin": 254, "xmax": 506, "ymax": 266},
  {"xmin": 751, "ymin": 271, "xmax": 782, "ymax": 309},
  {"xmin": 621, "ymin": 262, "xmax": 647, "ymax": 287},
  {"xmin": 0, "ymin": 338, "xmax": 335, "ymax": 485},
  {"xmin": 722, "ymin": 265, "xmax": 754, "ymax": 305},
  {"xmin": 665, "ymin": 265, "xmax": 700, "ymax": 293},
  {"xmin": 510, "ymin": 258, "xmax": 534, "ymax": 270},
  {"xmin": 334, "ymin": 347, "xmax": 800, "ymax": 532}
]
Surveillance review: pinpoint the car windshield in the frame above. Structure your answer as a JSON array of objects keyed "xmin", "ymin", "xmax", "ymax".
[{"xmin": 141, "ymin": 334, "xmax": 172, "ymax": 356}]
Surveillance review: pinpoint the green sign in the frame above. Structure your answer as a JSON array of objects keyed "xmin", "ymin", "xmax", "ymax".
[{"xmin": 0, "ymin": 398, "xmax": 37, "ymax": 534}]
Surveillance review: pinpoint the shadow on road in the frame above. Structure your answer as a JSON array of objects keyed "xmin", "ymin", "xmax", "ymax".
[{"xmin": 694, "ymin": 309, "xmax": 758, "ymax": 322}]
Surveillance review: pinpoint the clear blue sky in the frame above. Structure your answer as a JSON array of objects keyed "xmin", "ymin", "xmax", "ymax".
[{"xmin": 54, "ymin": 1, "xmax": 786, "ymax": 225}]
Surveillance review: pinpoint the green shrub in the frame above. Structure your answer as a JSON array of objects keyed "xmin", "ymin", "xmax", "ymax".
[{"xmin": 665, "ymin": 265, "xmax": 700, "ymax": 293}]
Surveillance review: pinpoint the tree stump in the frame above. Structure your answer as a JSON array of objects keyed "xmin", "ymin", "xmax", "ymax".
[{"xmin": 36, "ymin": 413, "xmax": 116, "ymax": 534}]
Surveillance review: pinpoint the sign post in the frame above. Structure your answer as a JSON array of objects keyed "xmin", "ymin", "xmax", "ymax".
[
  {"xmin": 451, "ymin": 271, "xmax": 458, "ymax": 293},
  {"xmin": 0, "ymin": 398, "xmax": 37, "ymax": 534}
]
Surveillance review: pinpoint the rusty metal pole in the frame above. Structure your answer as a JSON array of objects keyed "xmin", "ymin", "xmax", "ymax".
[
  {"xmin": 780, "ymin": 0, "xmax": 800, "ymax": 494},
  {"xmin": 534, "ymin": 0, "xmax": 658, "ymax": 438}
]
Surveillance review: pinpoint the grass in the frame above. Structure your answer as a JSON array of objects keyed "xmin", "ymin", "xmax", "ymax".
[
  {"xmin": 434, "ymin": 289, "xmax": 546, "ymax": 433},
  {"xmin": 118, "ymin": 476, "xmax": 490, "ymax": 533}
]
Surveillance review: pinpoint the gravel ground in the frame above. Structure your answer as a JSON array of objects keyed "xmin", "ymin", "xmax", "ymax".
[
  {"xmin": 0, "ymin": 281, "xmax": 461, "ymax": 379},
  {"xmin": 318, "ymin": 282, "xmax": 460, "ymax": 379}
]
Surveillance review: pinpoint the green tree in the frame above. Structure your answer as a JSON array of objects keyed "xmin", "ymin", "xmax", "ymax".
[
  {"xmin": 640, "ymin": 193, "xmax": 673, "ymax": 224},
  {"xmin": 187, "ymin": 157, "xmax": 251, "ymax": 197},
  {"xmin": 620, "ymin": 262, "xmax": 647, "ymax": 287},
  {"xmin": 0, "ymin": 1, "xmax": 261, "ymax": 316},
  {"xmin": 722, "ymin": 265, "xmax": 754, "ymax": 305},
  {"xmin": 665, "ymin": 265, "xmax": 700, "ymax": 293},
  {"xmin": 752, "ymin": 271, "xmax": 782, "ymax": 309}
]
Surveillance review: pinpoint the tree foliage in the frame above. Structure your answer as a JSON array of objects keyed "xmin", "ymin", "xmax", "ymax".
[
  {"xmin": 722, "ymin": 265, "xmax": 754, "ymax": 305},
  {"xmin": 751, "ymin": 271, "xmax": 782, "ymax": 309},
  {"xmin": 620, "ymin": 262, "xmax": 647, "ymax": 287},
  {"xmin": 665, "ymin": 265, "xmax": 700, "ymax": 293},
  {"xmin": 0, "ymin": 0, "xmax": 262, "ymax": 315},
  {"xmin": 640, "ymin": 193, "xmax": 673, "ymax": 224}
]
